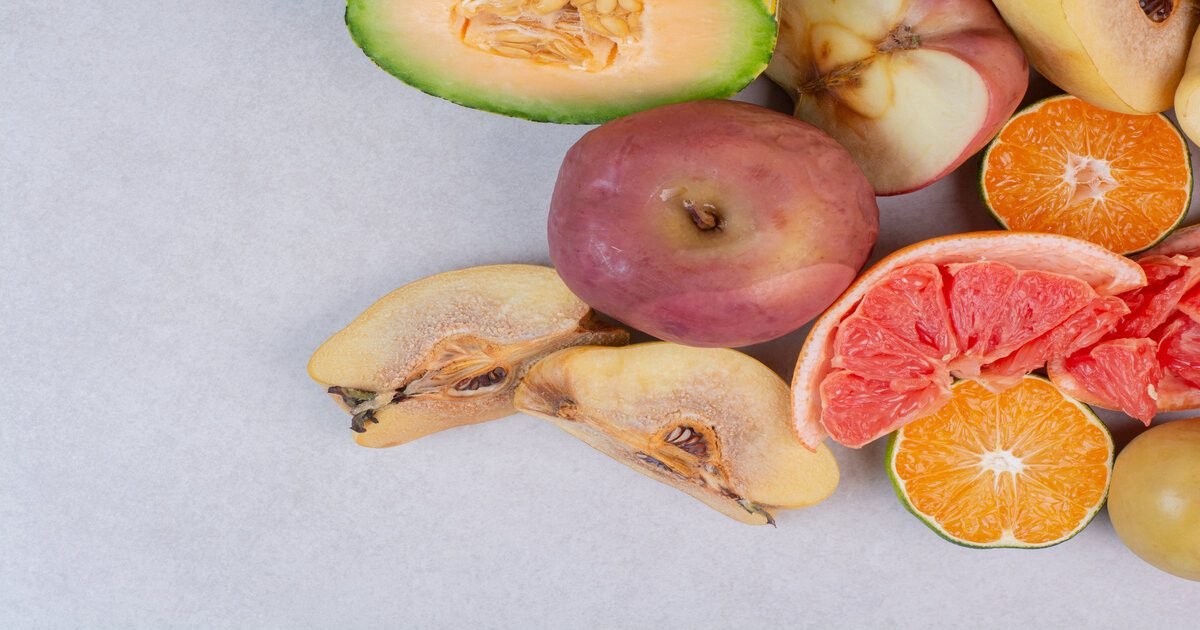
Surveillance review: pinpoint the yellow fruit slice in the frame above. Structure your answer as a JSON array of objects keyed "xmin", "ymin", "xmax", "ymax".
[
  {"xmin": 887, "ymin": 376, "xmax": 1113, "ymax": 548},
  {"xmin": 981, "ymin": 95, "xmax": 1192, "ymax": 255}
]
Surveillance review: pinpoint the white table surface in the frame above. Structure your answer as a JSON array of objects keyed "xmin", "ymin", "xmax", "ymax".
[{"xmin": 3, "ymin": 1, "xmax": 1197, "ymax": 628}]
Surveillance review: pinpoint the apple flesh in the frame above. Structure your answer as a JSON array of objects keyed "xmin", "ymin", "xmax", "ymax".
[
  {"xmin": 548, "ymin": 99, "xmax": 879, "ymax": 348},
  {"xmin": 766, "ymin": 0, "xmax": 1027, "ymax": 195}
]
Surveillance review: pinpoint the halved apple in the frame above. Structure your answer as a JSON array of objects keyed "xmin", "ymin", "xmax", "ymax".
[{"xmin": 766, "ymin": 0, "xmax": 1027, "ymax": 195}]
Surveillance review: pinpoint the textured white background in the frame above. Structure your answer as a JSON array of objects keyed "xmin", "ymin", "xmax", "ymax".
[{"xmin": 2, "ymin": 1, "xmax": 1197, "ymax": 628}]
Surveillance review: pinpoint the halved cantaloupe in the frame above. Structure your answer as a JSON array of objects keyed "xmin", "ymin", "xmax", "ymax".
[{"xmin": 346, "ymin": 0, "xmax": 778, "ymax": 123}]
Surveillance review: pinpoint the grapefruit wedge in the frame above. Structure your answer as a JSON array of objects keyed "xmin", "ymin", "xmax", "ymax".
[
  {"xmin": 793, "ymin": 232, "xmax": 1145, "ymax": 449},
  {"xmin": 1049, "ymin": 224, "xmax": 1200, "ymax": 420}
]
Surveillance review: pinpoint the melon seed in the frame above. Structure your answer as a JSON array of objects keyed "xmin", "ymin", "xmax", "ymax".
[{"xmin": 451, "ymin": 0, "xmax": 642, "ymax": 71}]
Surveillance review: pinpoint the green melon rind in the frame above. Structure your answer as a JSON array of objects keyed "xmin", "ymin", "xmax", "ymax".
[
  {"xmin": 885, "ymin": 375, "xmax": 1113, "ymax": 550},
  {"xmin": 345, "ymin": 0, "xmax": 778, "ymax": 124},
  {"xmin": 979, "ymin": 94, "xmax": 1193, "ymax": 256}
]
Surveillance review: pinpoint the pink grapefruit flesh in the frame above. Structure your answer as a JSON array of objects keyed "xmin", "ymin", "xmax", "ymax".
[
  {"xmin": 1050, "ymin": 239, "xmax": 1200, "ymax": 420},
  {"xmin": 792, "ymin": 231, "xmax": 1146, "ymax": 450},
  {"xmin": 819, "ymin": 371, "xmax": 949, "ymax": 448},
  {"xmin": 979, "ymin": 296, "xmax": 1129, "ymax": 391},
  {"xmin": 1110, "ymin": 256, "xmax": 1200, "ymax": 339},
  {"xmin": 1157, "ymin": 315, "xmax": 1200, "ymax": 389},
  {"xmin": 1062, "ymin": 339, "xmax": 1161, "ymax": 424},
  {"xmin": 821, "ymin": 259, "xmax": 1114, "ymax": 447},
  {"xmin": 946, "ymin": 263, "xmax": 1098, "ymax": 377}
]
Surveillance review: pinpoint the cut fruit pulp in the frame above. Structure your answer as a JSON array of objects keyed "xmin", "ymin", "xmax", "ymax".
[
  {"xmin": 1109, "ymin": 255, "xmax": 1200, "ymax": 338},
  {"xmin": 1060, "ymin": 338, "xmax": 1161, "ymax": 423},
  {"xmin": 514, "ymin": 343, "xmax": 839, "ymax": 525},
  {"xmin": 791, "ymin": 231, "xmax": 1146, "ymax": 451},
  {"xmin": 1051, "ymin": 231, "xmax": 1200, "ymax": 420},
  {"xmin": 945, "ymin": 262, "xmax": 1097, "ymax": 378},
  {"xmin": 979, "ymin": 296, "xmax": 1129, "ymax": 391},
  {"xmin": 1156, "ymin": 315, "xmax": 1200, "ymax": 388},
  {"xmin": 888, "ymin": 377, "xmax": 1112, "ymax": 548},
  {"xmin": 307, "ymin": 264, "xmax": 628, "ymax": 447},
  {"xmin": 820, "ymin": 259, "xmax": 1115, "ymax": 447},
  {"xmin": 820, "ymin": 371, "xmax": 949, "ymax": 449},
  {"xmin": 766, "ymin": 0, "xmax": 1026, "ymax": 194},
  {"xmin": 982, "ymin": 95, "xmax": 1192, "ymax": 255}
]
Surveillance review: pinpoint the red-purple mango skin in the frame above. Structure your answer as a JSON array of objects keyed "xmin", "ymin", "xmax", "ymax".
[{"xmin": 548, "ymin": 100, "xmax": 879, "ymax": 347}]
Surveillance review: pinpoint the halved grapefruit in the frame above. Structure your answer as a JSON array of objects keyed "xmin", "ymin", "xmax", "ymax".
[
  {"xmin": 1049, "ymin": 224, "xmax": 1200, "ymax": 420},
  {"xmin": 792, "ymin": 232, "xmax": 1145, "ymax": 449}
]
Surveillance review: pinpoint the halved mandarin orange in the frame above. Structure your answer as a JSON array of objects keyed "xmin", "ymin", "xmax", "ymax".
[
  {"xmin": 887, "ymin": 376, "xmax": 1113, "ymax": 548},
  {"xmin": 981, "ymin": 95, "xmax": 1192, "ymax": 255}
]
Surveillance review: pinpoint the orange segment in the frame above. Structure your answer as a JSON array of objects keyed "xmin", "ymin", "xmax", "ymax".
[
  {"xmin": 887, "ymin": 377, "xmax": 1113, "ymax": 548},
  {"xmin": 981, "ymin": 95, "xmax": 1192, "ymax": 255}
]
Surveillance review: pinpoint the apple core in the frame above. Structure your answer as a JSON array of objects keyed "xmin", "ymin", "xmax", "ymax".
[{"xmin": 767, "ymin": 0, "xmax": 1027, "ymax": 194}]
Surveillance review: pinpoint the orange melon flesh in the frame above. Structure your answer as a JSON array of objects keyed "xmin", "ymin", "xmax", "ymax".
[
  {"xmin": 889, "ymin": 377, "xmax": 1112, "ymax": 548},
  {"xmin": 982, "ymin": 95, "xmax": 1191, "ymax": 255},
  {"xmin": 346, "ymin": 0, "xmax": 778, "ymax": 123}
]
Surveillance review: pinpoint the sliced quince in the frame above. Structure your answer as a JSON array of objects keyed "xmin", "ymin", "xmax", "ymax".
[
  {"xmin": 309, "ymin": 264, "xmax": 628, "ymax": 447},
  {"xmin": 514, "ymin": 343, "xmax": 840, "ymax": 525}
]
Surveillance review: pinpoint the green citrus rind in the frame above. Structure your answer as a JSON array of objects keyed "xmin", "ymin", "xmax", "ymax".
[
  {"xmin": 885, "ymin": 375, "xmax": 1113, "ymax": 549},
  {"xmin": 979, "ymin": 94, "xmax": 1192, "ymax": 256}
]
